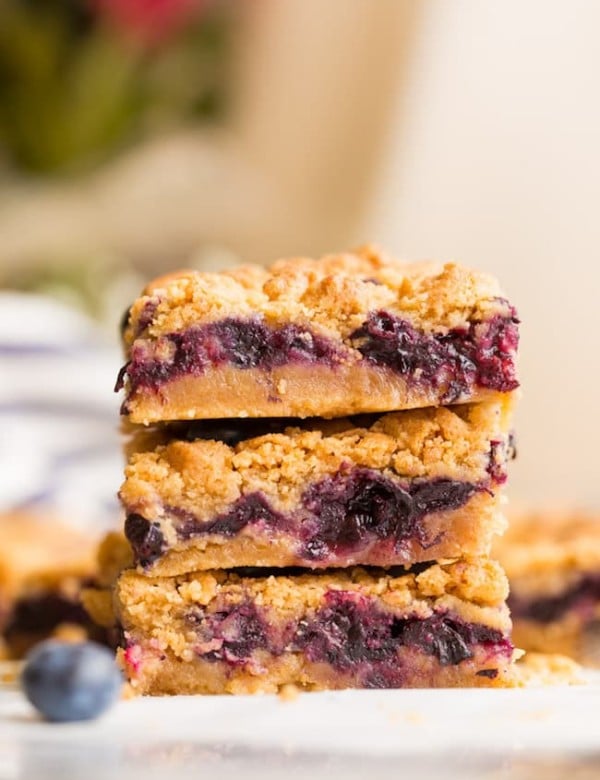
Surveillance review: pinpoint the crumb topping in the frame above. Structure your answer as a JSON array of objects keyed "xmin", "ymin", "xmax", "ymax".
[
  {"xmin": 115, "ymin": 558, "xmax": 510, "ymax": 649},
  {"xmin": 123, "ymin": 246, "xmax": 509, "ymax": 346},
  {"xmin": 120, "ymin": 400, "xmax": 512, "ymax": 521}
]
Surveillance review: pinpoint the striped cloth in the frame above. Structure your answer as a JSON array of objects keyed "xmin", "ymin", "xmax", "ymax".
[{"xmin": 0, "ymin": 292, "xmax": 123, "ymax": 533}]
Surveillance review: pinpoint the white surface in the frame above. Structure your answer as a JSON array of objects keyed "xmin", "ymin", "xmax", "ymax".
[{"xmin": 1, "ymin": 679, "xmax": 600, "ymax": 780}]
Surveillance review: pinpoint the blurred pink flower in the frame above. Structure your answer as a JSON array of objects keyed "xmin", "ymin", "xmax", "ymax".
[{"xmin": 92, "ymin": 0, "xmax": 208, "ymax": 46}]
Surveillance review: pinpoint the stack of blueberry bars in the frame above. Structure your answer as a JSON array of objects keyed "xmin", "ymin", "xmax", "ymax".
[{"xmin": 90, "ymin": 246, "xmax": 521, "ymax": 694}]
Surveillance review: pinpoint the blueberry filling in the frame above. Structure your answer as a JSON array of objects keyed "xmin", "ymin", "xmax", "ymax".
[
  {"xmin": 300, "ymin": 470, "xmax": 481, "ymax": 560},
  {"xmin": 294, "ymin": 592, "xmax": 507, "ymax": 671},
  {"xmin": 487, "ymin": 437, "xmax": 515, "ymax": 485},
  {"xmin": 350, "ymin": 307, "xmax": 519, "ymax": 400},
  {"xmin": 173, "ymin": 493, "xmax": 290, "ymax": 540},
  {"xmin": 126, "ymin": 470, "xmax": 485, "ymax": 567},
  {"xmin": 116, "ymin": 318, "xmax": 342, "ymax": 394},
  {"xmin": 476, "ymin": 668, "xmax": 499, "ymax": 679},
  {"xmin": 509, "ymin": 574, "xmax": 600, "ymax": 623},
  {"xmin": 187, "ymin": 592, "xmax": 511, "ymax": 683},
  {"xmin": 4, "ymin": 594, "xmax": 90, "ymax": 642},
  {"xmin": 191, "ymin": 602, "xmax": 269, "ymax": 666},
  {"xmin": 124, "ymin": 513, "xmax": 166, "ymax": 567},
  {"xmin": 116, "ymin": 305, "xmax": 519, "ymax": 401}
]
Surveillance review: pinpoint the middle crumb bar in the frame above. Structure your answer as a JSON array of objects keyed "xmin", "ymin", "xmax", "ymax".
[{"xmin": 121, "ymin": 399, "xmax": 514, "ymax": 575}]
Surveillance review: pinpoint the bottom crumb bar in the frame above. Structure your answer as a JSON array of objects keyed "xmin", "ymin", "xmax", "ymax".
[
  {"xmin": 114, "ymin": 559, "xmax": 516, "ymax": 694},
  {"xmin": 495, "ymin": 509, "xmax": 600, "ymax": 666}
]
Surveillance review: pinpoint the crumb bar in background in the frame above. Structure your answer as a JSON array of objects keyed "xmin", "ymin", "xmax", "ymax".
[
  {"xmin": 114, "ymin": 558, "xmax": 515, "ymax": 695},
  {"xmin": 120, "ymin": 400, "xmax": 514, "ymax": 575},
  {"xmin": 81, "ymin": 531, "xmax": 133, "ymax": 635},
  {"xmin": 495, "ymin": 509, "xmax": 600, "ymax": 666},
  {"xmin": 0, "ymin": 513, "xmax": 101, "ymax": 658},
  {"xmin": 513, "ymin": 652, "xmax": 583, "ymax": 687},
  {"xmin": 116, "ymin": 247, "xmax": 519, "ymax": 423}
]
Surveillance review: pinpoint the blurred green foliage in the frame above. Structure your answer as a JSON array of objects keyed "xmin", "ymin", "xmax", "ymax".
[{"xmin": 0, "ymin": 0, "xmax": 228, "ymax": 176}]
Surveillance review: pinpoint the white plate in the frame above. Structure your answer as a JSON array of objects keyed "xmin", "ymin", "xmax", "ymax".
[{"xmin": 1, "ymin": 675, "xmax": 600, "ymax": 780}]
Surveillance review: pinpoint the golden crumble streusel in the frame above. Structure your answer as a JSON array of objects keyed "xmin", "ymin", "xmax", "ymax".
[{"xmin": 124, "ymin": 246, "xmax": 507, "ymax": 345}]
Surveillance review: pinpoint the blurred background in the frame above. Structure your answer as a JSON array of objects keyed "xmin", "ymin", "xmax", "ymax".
[{"xmin": 1, "ymin": 0, "xmax": 598, "ymax": 534}]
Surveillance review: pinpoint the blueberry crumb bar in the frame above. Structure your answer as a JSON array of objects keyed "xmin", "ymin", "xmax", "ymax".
[
  {"xmin": 121, "ymin": 400, "xmax": 514, "ymax": 574},
  {"xmin": 117, "ymin": 247, "xmax": 519, "ymax": 423},
  {"xmin": 495, "ymin": 509, "xmax": 600, "ymax": 665},
  {"xmin": 114, "ymin": 558, "xmax": 516, "ymax": 694}
]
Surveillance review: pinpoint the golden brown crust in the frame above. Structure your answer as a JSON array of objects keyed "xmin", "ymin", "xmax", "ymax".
[
  {"xmin": 95, "ymin": 532, "xmax": 134, "ymax": 588},
  {"xmin": 124, "ymin": 246, "xmax": 507, "ymax": 346},
  {"xmin": 118, "ymin": 646, "xmax": 516, "ymax": 695},
  {"xmin": 126, "ymin": 398, "xmax": 513, "ymax": 485},
  {"xmin": 82, "ymin": 532, "xmax": 133, "ymax": 629},
  {"xmin": 123, "ymin": 401, "xmax": 509, "ymax": 512},
  {"xmin": 123, "ymin": 364, "xmax": 515, "ymax": 425},
  {"xmin": 81, "ymin": 588, "xmax": 116, "ymax": 630}
]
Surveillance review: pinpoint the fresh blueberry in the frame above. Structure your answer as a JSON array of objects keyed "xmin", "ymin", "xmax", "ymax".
[{"xmin": 21, "ymin": 641, "xmax": 122, "ymax": 722}]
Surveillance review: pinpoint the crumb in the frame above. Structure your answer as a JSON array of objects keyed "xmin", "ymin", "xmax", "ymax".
[
  {"xmin": 121, "ymin": 681, "xmax": 138, "ymax": 700},
  {"xmin": 515, "ymin": 651, "xmax": 584, "ymax": 686},
  {"xmin": 0, "ymin": 661, "xmax": 21, "ymax": 685},
  {"xmin": 278, "ymin": 683, "xmax": 300, "ymax": 702},
  {"xmin": 51, "ymin": 623, "xmax": 89, "ymax": 644}
]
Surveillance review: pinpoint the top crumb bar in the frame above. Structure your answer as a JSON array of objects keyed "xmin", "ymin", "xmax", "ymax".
[{"xmin": 117, "ymin": 246, "xmax": 519, "ymax": 423}]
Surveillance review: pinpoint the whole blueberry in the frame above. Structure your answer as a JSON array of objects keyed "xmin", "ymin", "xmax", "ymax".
[{"xmin": 21, "ymin": 641, "xmax": 122, "ymax": 723}]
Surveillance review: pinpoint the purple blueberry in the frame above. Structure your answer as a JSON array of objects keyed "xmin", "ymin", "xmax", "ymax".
[
  {"xmin": 22, "ymin": 641, "xmax": 122, "ymax": 722},
  {"xmin": 124, "ymin": 514, "xmax": 165, "ymax": 567},
  {"xmin": 300, "ymin": 470, "xmax": 479, "ymax": 559},
  {"xmin": 172, "ymin": 493, "xmax": 290, "ymax": 544},
  {"xmin": 351, "ymin": 307, "xmax": 519, "ymax": 399}
]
